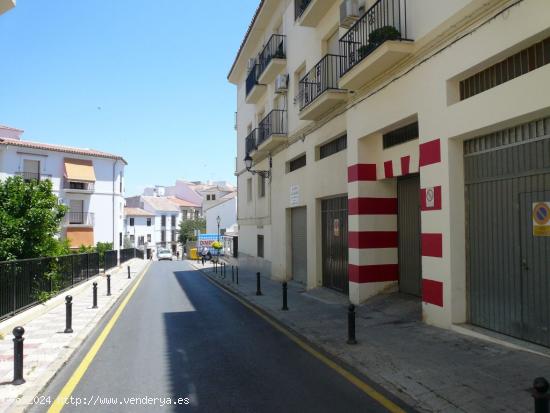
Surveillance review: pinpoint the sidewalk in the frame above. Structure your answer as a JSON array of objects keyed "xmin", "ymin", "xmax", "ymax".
[
  {"xmin": 0, "ymin": 258, "xmax": 150, "ymax": 413},
  {"xmin": 190, "ymin": 259, "xmax": 549, "ymax": 413}
]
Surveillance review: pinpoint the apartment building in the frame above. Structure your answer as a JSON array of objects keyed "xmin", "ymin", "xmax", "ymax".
[
  {"xmin": 0, "ymin": 0, "xmax": 15, "ymax": 15},
  {"xmin": 229, "ymin": 0, "xmax": 550, "ymax": 346},
  {"xmin": 124, "ymin": 207, "xmax": 155, "ymax": 258},
  {"xmin": 0, "ymin": 125, "xmax": 126, "ymax": 249}
]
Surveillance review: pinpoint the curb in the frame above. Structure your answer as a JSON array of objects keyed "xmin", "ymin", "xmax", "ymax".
[
  {"xmin": 10, "ymin": 259, "xmax": 152, "ymax": 413},
  {"xmin": 192, "ymin": 262, "xmax": 416, "ymax": 413}
]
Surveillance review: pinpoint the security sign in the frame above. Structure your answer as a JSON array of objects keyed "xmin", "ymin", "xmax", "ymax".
[
  {"xmin": 425, "ymin": 187, "xmax": 435, "ymax": 209},
  {"xmin": 532, "ymin": 202, "xmax": 550, "ymax": 236}
]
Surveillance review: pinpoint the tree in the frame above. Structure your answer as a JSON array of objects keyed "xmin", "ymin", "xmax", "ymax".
[
  {"xmin": 0, "ymin": 176, "xmax": 67, "ymax": 261},
  {"xmin": 178, "ymin": 218, "xmax": 206, "ymax": 244}
]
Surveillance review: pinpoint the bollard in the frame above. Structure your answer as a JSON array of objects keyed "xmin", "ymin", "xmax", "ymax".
[
  {"xmin": 256, "ymin": 272, "xmax": 262, "ymax": 296},
  {"xmin": 127, "ymin": 265, "xmax": 131, "ymax": 279},
  {"xmin": 232, "ymin": 266, "xmax": 235, "ymax": 283},
  {"xmin": 92, "ymin": 282, "xmax": 98, "ymax": 308},
  {"xmin": 347, "ymin": 304, "xmax": 357, "ymax": 345},
  {"xmin": 107, "ymin": 274, "xmax": 111, "ymax": 296},
  {"xmin": 12, "ymin": 326, "xmax": 25, "ymax": 385},
  {"xmin": 222, "ymin": 263, "xmax": 226, "ymax": 279},
  {"xmin": 533, "ymin": 377, "xmax": 550, "ymax": 413},
  {"xmin": 215, "ymin": 261, "xmax": 217, "ymax": 274},
  {"xmin": 282, "ymin": 282, "xmax": 288, "ymax": 311},
  {"xmin": 236, "ymin": 266, "xmax": 239, "ymax": 285},
  {"xmin": 64, "ymin": 295, "xmax": 73, "ymax": 333}
]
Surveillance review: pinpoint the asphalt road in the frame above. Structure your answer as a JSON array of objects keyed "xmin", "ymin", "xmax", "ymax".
[{"xmin": 30, "ymin": 261, "xmax": 405, "ymax": 413}]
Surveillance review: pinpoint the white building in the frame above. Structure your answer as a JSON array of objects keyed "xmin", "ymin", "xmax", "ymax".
[
  {"xmin": 229, "ymin": 0, "xmax": 550, "ymax": 347},
  {"xmin": 204, "ymin": 192, "xmax": 238, "ymax": 235},
  {"xmin": 124, "ymin": 207, "xmax": 155, "ymax": 259},
  {"xmin": 0, "ymin": 125, "xmax": 126, "ymax": 249}
]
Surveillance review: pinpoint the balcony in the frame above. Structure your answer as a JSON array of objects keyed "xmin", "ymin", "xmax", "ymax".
[
  {"xmin": 245, "ymin": 129, "xmax": 258, "ymax": 154},
  {"xmin": 339, "ymin": 0, "xmax": 413, "ymax": 90},
  {"xmin": 294, "ymin": 0, "xmax": 332, "ymax": 27},
  {"xmin": 257, "ymin": 34, "xmax": 287, "ymax": 84},
  {"xmin": 63, "ymin": 180, "xmax": 95, "ymax": 193},
  {"xmin": 63, "ymin": 212, "xmax": 94, "ymax": 227},
  {"xmin": 15, "ymin": 172, "xmax": 52, "ymax": 182},
  {"xmin": 298, "ymin": 54, "xmax": 347, "ymax": 121},
  {"xmin": 245, "ymin": 64, "xmax": 267, "ymax": 104},
  {"xmin": 253, "ymin": 110, "xmax": 287, "ymax": 160}
]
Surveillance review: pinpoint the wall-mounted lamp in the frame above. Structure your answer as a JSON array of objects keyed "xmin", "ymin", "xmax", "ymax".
[{"xmin": 244, "ymin": 153, "xmax": 272, "ymax": 179}]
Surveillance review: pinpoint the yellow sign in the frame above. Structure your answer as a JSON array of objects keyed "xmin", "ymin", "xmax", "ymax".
[{"xmin": 533, "ymin": 202, "xmax": 550, "ymax": 236}]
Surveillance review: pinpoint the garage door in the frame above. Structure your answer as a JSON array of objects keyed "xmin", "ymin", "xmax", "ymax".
[
  {"xmin": 291, "ymin": 207, "xmax": 307, "ymax": 284},
  {"xmin": 465, "ymin": 116, "xmax": 550, "ymax": 346},
  {"xmin": 322, "ymin": 197, "xmax": 349, "ymax": 293}
]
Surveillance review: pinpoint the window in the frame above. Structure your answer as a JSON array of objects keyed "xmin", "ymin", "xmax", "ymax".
[
  {"xmin": 257, "ymin": 235, "xmax": 264, "ymax": 258},
  {"xmin": 130, "ymin": 235, "xmax": 135, "ymax": 244},
  {"xmin": 181, "ymin": 210, "xmax": 187, "ymax": 220},
  {"xmin": 172, "ymin": 230, "xmax": 176, "ymax": 242},
  {"xmin": 147, "ymin": 218, "xmax": 151, "ymax": 226},
  {"xmin": 161, "ymin": 231, "xmax": 166, "ymax": 242},
  {"xmin": 206, "ymin": 195, "xmax": 211, "ymax": 201},
  {"xmin": 460, "ymin": 35, "xmax": 550, "ymax": 100},
  {"xmin": 288, "ymin": 154, "xmax": 306, "ymax": 172},
  {"xmin": 119, "ymin": 232, "xmax": 122, "ymax": 247},
  {"xmin": 119, "ymin": 174, "xmax": 123, "ymax": 193},
  {"xmin": 147, "ymin": 234, "xmax": 151, "ymax": 243},
  {"xmin": 138, "ymin": 236, "xmax": 144, "ymax": 246},
  {"xmin": 247, "ymin": 178, "xmax": 253, "ymax": 202},
  {"xmin": 23, "ymin": 159, "xmax": 40, "ymax": 181},
  {"xmin": 69, "ymin": 200, "xmax": 84, "ymax": 224},
  {"xmin": 161, "ymin": 215, "xmax": 166, "ymax": 227},
  {"xmin": 319, "ymin": 135, "xmax": 347, "ymax": 159},
  {"xmin": 382, "ymin": 122, "xmax": 419, "ymax": 149},
  {"xmin": 212, "ymin": 194, "xmax": 216, "ymax": 201},
  {"xmin": 129, "ymin": 218, "xmax": 134, "ymax": 227},
  {"xmin": 258, "ymin": 176, "xmax": 266, "ymax": 198},
  {"xmin": 171, "ymin": 215, "xmax": 176, "ymax": 227}
]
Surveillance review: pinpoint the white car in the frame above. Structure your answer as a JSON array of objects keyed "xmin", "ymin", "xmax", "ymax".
[{"xmin": 157, "ymin": 248, "xmax": 173, "ymax": 261}]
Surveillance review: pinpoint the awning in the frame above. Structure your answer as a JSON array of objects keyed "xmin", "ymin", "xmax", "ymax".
[
  {"xmin": 66, "ymin": 227, "xmax": 94, "ymax": 248},
  {"xmin": 64, "ymin": 158, "xmax": 96, "ymax": 182}
]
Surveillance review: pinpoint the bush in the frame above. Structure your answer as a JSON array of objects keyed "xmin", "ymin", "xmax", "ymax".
[{"xmin": 357, "ymin": 26, "xmax": 401, "ymax": 59}]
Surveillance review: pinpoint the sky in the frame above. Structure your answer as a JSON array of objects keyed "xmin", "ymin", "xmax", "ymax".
[{"xmin": 0, "ymin": 0, "xmax": 258, "ymax": 196}]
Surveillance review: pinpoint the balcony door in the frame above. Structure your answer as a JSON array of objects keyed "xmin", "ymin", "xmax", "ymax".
[
  {"xmin": 23, "ymin": 159, "xmax": 40, "ymax": 181},
  {"xmin": 69, "ymin": 200, "xmax": 84, "ymax": 224}
]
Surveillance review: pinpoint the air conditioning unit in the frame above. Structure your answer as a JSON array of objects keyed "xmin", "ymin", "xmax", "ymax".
[
  {"xmin": 275, "ymin": 74, "xmax": 288, "ymax": 94},
  {"xmin": 340, "ymin": 0, "xmax": 361, "ymax": 28}
]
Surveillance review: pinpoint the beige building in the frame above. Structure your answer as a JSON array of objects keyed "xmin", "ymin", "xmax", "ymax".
[
  {"xmin": 0, "ymin": 0, "xmax": 15, "ymax": 16},
  {"xmin": 229, "ymin": 0, "xmax": 550, "ymax": 347}
]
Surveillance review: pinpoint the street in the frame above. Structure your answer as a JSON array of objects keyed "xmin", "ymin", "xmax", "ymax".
[{"xmin": 30, "ymin": 261, "xmax": 410, "ymax": 413}]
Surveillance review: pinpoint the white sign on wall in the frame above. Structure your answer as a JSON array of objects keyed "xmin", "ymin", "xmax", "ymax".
[
  {"xmin": 425, "ymin": 187, "xmax": 435, "ymax": 209},
  {"xmin": 289, "ymin": 185, "xmax": 300, "ymax": 207}
]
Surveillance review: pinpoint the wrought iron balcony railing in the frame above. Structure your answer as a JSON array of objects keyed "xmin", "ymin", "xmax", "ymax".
[
  {"xmin": 258, "ymin": 34, "xmax": 286, "ymax": 75},
  {"xmin": 258, "ymin": 110, "xmax": 287, "ymax": 147},
  {"xmin": 64, "ymin": 212, "xmax": 94, "ymax": 226},
  {"xmin": 245, "ymin": 129, "xmax": 258, "ymax": 154},
  {"xmin": 298, "ymin": 54, "xmax": 343, "ymax": 110},
  {"xmin": 340, "ymin": 0, "xmax": 409, "ymax": 76},
  {"xmin": 295, "ymin": 0, "xmax": 312, "ymax": 20},
  {"xmin": 15, "ymin": 172, "xmax": 52, "ymax": 182},
  {"xmin": 246, "ymin": 64, "xmax": 260, "ymax": 97},
  {"xmin": 63, "ymin": 180, "xmax": 95, "ymax": 191}
]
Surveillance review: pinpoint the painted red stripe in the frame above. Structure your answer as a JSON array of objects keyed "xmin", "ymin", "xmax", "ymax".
[
  {"xmin": 420, "ymin": 186, "xmax": 442, "ymax": 211},
  {"xmin": 348, "ymin": 164, "xmax": 377, "ymax": 182},
  {"xmin": 349, "ymin": 231, "xmax": 398, "ymax": 248},
  {"xmin": 421, "ymin": 233, "xmax": 443, "ymax": 257},
  {"xmin": 348, "ymin": 197, "xmax": 397, "ymax": 215},
  {"xmin": 422, "ymin": 279, "xmax": 443, "ymax": 307},
  {"xmin": 384, "ymin": 160, "xmax": 393, "ymax": 179},
  {"xmin": 400, "ymin": 156, "xmax": 410, "ymax": 175},
  {"xmin": 349, "ymin": 264, "xmax": 399, "ymax": 283},
  {"xmin": 419, "ymin": 139, "xmax": 441, "ymax": 167}
]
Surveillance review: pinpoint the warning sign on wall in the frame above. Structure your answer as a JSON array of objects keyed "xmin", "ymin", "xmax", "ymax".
[{"xmin": 532, "ymin": 202, "xmax": 550, "ymax": 236}]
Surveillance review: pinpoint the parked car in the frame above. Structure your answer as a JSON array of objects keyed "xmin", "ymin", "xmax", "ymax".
[{"xmin": 157, "ymin": 248, "xmax": 173, "ymax": 261}]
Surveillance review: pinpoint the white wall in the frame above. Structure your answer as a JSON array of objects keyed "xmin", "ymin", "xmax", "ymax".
[{"xmin": 205, "ymin": 197, "xmax": 237, "ymax": 234}]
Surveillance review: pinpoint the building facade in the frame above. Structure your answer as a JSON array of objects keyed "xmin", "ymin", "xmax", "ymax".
[
  {"xmin": 0, "ymin": 0, "xmax": 15, "ymax": 16},
  {"xmin": 229, "ymin": 0, "xmax": 550, "ymax": 346},
  {"xmin": 0, "ymin": 125, "xmax": 127, "ymax": 249},
  {"xmin": 123, "ymin": 207, "xmax": 155, "ymax": 258},
  {"xmin": 204, "ymin": 192, "xmax": 238, "ymax": 235}
]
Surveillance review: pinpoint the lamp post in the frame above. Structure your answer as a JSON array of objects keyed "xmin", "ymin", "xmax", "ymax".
[
  {"xmin": 244, "ymin": 153, "xmax": 272, "ymax": 179},
  {"xmin": 216, "ymin": 215, "xmax": 221, "ymax": 242}
]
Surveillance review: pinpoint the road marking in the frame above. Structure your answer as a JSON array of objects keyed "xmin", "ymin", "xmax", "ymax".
[
  {"xmin": 47, "ymin": 264, "xmax": 149, "ymax": 413},
  {"xmin": 200, "ymin": 271, "xmax": 407, "ymax": 413}
]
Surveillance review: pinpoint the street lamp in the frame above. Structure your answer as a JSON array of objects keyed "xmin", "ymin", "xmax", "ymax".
[
  {"xmin": 216, "ymin": 215, "xmax": 221, "ymax": 241},
  {"xmin": 244, "ymin": 153, "xmax": 272, "ymax": 179}
]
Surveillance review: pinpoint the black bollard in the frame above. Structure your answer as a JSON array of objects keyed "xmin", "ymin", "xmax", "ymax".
[
  {"xmin": 256, "ymin": 272, "xmax": 262, "ymax": 296},
  {"xmin": 236, "ymin": 266, "xmax": 239, "ymax": 284},
  {"xmin": 222, "ymin": 263, "xmax": 226, "ymax": 279},
  {"xmin": 127, "ymin": 265, "xmax": 131, "ymax": 279},
  {"xmin": 12, "ymin": 326, "xmax": 25, "ymax": 385},
  {"xmin": 92, "ymin": 282, "xmax": 98, "ymax": 308},
  {"xmin": 282, "ymin": 282, "xmax": 288, "ymax": 311},
  {"xmin": 107, "ymin": 274, "xmax": 111, "ymax": 296},
  {"xmin": 347, "ymin": 304, "xmax": 357, "ymax": 345},
  {"xmin": 232, "ymin": 266, "xmax": 235, "ymax": 283},
  {"xmin": 533, "ymin": 377, "xmax": 550, "ymax": 413},
  {"xmin": 64, "ymin": 295, "xmax": 73, "ymax": 333}
]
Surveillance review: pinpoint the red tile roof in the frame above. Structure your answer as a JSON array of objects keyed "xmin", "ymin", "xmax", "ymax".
[
  {"xmin": 167, "ymin": 196, "xmax": 201, "ymax": 208},
  {"xmin": 124, "ymin": 207, "xmax": 154, "ymax": 217}
]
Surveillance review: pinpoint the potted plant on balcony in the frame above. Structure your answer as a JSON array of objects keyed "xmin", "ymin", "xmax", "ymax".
[{"xmin": 357, "ymin": 25, "xmax": 401, "ymax": 60}]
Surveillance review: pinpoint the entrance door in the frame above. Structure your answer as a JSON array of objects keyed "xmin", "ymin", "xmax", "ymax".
[
  {"xmin": 398, "ymin": 175, "xmax": 421, "ymax": 296},
  {"xmin": 520, "ymin": 191, "xmax": 550, "ymax": 347},
  {"xmin": 322, "ymin": 197, "xmax": 349, "ymax": 293},
  {"xmin": 291, "ymin": 207, "xmax": 307, "ymax": 284}
]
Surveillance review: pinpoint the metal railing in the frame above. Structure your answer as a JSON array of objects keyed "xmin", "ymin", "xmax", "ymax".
[
  {"xmin": 295, "ymin": 0, "xmax": 312, "ymax": 20},
  {"xmin": 245, "ymin": 129, "xmax": 258, "ymax": 154},
  {"xmin": 15, "ymin": 172, "xmax": 52, "ymax": 182},
  {"xmin": 64, "ymin": 212, "xmax": 94, "ymax": 226},
  {"xmin": 258, "ymin": 34, "xmax": 286, "ymax": 77},
  {"xmin": 63, "ymin": 180, "xmax": 95, "ymax": 191},
  {"xmin": 120, "ymin": 248, "xmax": 136, "ymax": 264},
  {"xmin": 104, "ymin": 250, "xmax": 118, "ymax": 271},
  {"xmin": 258, "ymin": 110, "xmax": 287, "ymax": 147},
  {"xmin": 0, "ymin": 253, "xmax": 100, "ymax": 320},
  {"xmin": 135, "ymin": 249, "xmax": 145, "ymax": 260},
  {"xmin": 298, "ymin": 54, "xmax": 343, "ymax": 111},
  {"xmin": 340, "ymin": 0, "xmax": 409, "ymax": 76},
  {"xmin": 246, "ymin": 64, "xmax": 260, "ymax": 97}
]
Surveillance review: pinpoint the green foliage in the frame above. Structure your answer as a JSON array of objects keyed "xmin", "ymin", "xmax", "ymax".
[
  {"xmin": 96, "ymin": 241, "xmax": 113, "ymax": 267},
  {"xmin": 178, "ymin": 218, "xmax": 206, "ymax": 244},
  {"xmin": 123, "ymin": 235, "xmax": 133, "ymax": 249},
  {"xmin": 77, "ymin": 244, "xmax": 95, "ymax": 253},
  {"xmin": 0, "ymin": 176, "xmax": 67, "ymax": 261},
  {"xmin": 358, "ymin": 26, "xmax": 401, "ymax": 59},
  {"xmin": 52, "ymin": 238, "xmax": 72, "ymax": 257}
]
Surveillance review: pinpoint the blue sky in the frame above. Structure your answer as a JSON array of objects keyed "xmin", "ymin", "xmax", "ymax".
[{"xmin": 0, "ymin": 0, "xmax": 258, "ymax": 195}]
